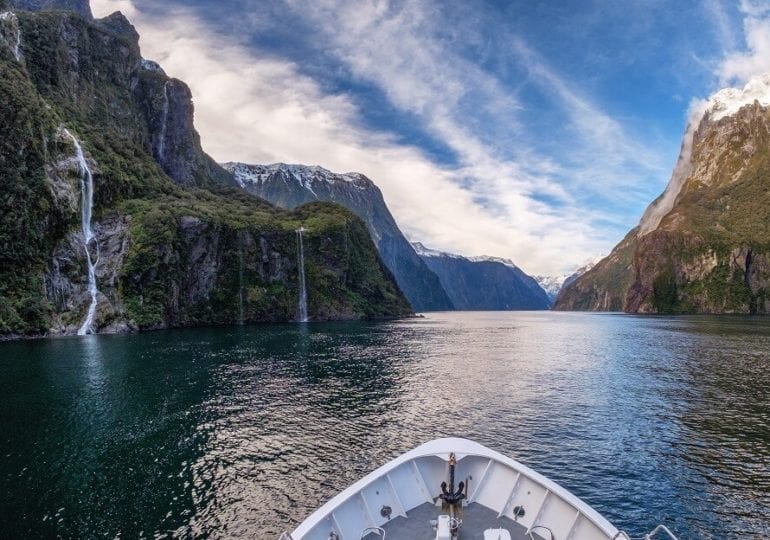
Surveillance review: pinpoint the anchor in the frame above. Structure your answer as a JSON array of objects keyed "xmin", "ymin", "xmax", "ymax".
[{"xmin": 434, "ymin": 452, "xmax": 466, "ymax": 539}]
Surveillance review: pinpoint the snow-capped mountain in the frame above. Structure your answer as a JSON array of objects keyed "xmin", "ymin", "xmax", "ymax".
[
  {"xmin": 226, "ymin": 162, "xmax": 369, "ymax": 196},
  {"xmin": 534, "ymin": 275, "xmax": 569, "ymax": 301},
  {"xmin": 559, "ymin": 259, "xmax": 599, "ymax": 290},
  {"xmin": 412, "ymin": 243, "xmax": 551, "ymax": 310},
  {"xmin": 639, "ymin": 74, "xmax": 770, "ymax": 236},
  {"xmin": 557, "ymin": 74, "xmax": 770, "ymax": 313},
  {"xmin": 411, "ymin": 242, "xmax": 465, "ymax": 260},
  {"xmin": 223, "ymin": 162, "xmax": 454, "ymax": 312}
]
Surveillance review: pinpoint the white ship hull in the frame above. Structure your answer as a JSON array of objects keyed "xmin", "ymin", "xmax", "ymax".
[{"xmin": 282, "ymin": 438, "xmax": 676, "ymax": 540}]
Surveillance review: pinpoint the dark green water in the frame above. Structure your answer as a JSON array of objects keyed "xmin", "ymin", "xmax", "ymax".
[{"xmin": 1, "ymin": 312, "xmax": 768, "ymax": 538}]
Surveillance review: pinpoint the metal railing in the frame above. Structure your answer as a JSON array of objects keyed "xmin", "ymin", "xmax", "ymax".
[
  {"xmin": 613, "ymin": 524, "xmax": 679, "ymax": 540},
  {"xmin": 528, "ymin": 525, "xmax": 554, "ymax": 540},
  {"xmin": 360, "ymin": 526, "xmax": 386, "ymax": 539}
]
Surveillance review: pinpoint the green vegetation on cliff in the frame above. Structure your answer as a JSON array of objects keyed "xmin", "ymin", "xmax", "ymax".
[
  {"xmin": 0, "ymin": 40, "xmax": 60, "ymax": 333},
  {"xmin": 0, "ymin": 7, "xmax": 411, "ymax": 336}
]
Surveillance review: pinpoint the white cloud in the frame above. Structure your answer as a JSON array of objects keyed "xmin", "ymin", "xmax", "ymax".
[
  {"xmin": 717, "ymin": 0, "xmax": 770, "ymax": 84},
  {"xmin": 90, "ymin": 0, "xmax": 652, "ymax": 276}
]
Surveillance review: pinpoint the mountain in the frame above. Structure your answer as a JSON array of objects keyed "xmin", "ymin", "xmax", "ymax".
[
  {"xmin": 534, "ymin": 275, "xmax": 568, "ymax": 302},
  {"xmin": 534, "ymin": 261, "xmax": 597, "ymax": 302},
  {"xmin": 536, "ymin": 260, "xmax": 599, "ymax": 304},
  {"xmin": 222, "ymin": 162, "xmax": 454, "ymax": 312},
  {"xmin": 556, "ymin": 75, "xmax": 770, "ymax": 314},
  {"xmin": 0, "ymin": 3, "xmax": 411, "ymax": 336},
  {"xmin": 413, "ymin": 244, "xmax": 551, "ymax": 310},
  {"xmin": 560, "ymin": 260, "xmax": 598, "ymax": 291}
]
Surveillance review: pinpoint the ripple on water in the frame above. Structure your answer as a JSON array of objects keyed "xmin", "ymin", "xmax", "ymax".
[{"xmin": 0, "ymin": 314, "xmax": 768, "ymax": 537}]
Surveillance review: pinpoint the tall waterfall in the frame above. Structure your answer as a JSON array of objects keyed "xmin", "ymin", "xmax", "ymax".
[
  {"xmin": 0, "ymin": 12, "xmax": 21, "ymax": 61},
  {"xmin": 63, "ymin": 129, "xmax": 99, "ymax": 335},
  {"xmin": 296, "ymin": 227, "xmax": 308, "ymax": 322},
  {"xmin": 157, "ymin": 82, "xmax": 169, "ymax": 162}
]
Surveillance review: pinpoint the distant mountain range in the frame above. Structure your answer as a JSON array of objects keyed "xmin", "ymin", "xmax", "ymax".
[
  {"xmin": 412, "ymin": 243, "xmax": 551, "ymax": 310},
  {"xmin": 556, "ymin": 75, "xmax": 770, "ymax": 313},
  {"xmin": 222, "ymin": 162, "xmax": 454, "ymax": 312}
]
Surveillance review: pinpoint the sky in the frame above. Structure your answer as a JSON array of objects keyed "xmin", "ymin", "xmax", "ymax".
[{"xmin": 90, "ymin": 0, "xmax": 770, "ymax": 277}]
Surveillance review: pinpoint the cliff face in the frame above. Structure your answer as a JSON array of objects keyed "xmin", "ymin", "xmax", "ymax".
[
  {"xmin": 14, "ymin": 7, "xmax": 236, "ymax": 190},
  {"xmin": 42, "ymin": 197, "xmax": 410, "ymax": 334},
  {"xmin": 556, "ymin": 82, "xmax": 770, "ymax": 314},
  {"xmin": 224, "ymin": 163, "xmax": 454, "ymax": 312},
  {"xmin": 0, "ymin": 5, "xmax": 411, "ymax": 336}
]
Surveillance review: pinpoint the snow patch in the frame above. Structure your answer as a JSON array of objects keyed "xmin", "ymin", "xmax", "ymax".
[
  {"xmin": 534, "ymin": 275, "xmax": 569, "ymax": 298},
  {"xmin": 413, "ymin": 243, "xmax": 535, "ymax": 271},
  {"xmin": 469, "ymin": 255, "xmax": 519, "ymax": 270},
  {"xmin": 561, "ymin": 259, "xmax": 600, "ymax": 290},
  {"xmin": 410, "ymin": 242, "xmax": 465, "ymax": 259},
  {"xmin": 222, "ymin": 162, "xmax": 369, "ymax": 193},
  {"xmin": 703, "ymin": 73, "xmax": 770, "ymax": 122}
]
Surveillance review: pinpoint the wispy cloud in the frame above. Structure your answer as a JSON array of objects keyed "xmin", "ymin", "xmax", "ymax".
[
  {"xmin": 90, "ymin": 0, "xmax": 677, "ymax": 276},
  {"xmin": 717, "ymin": 0, "xmax": 770, "ymax": 85},
  {"xmin": 705, "ymin": 0, "xmax": 739, "ymax": 54},
  {"xmin": 509, "ymin": 38, "xmax": 668, "ymax": 197}
]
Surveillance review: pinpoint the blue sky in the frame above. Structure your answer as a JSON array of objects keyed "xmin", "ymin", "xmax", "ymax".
[{"xmin": 91, "ymin": 0, "xmax": 770, "ymax": 276}]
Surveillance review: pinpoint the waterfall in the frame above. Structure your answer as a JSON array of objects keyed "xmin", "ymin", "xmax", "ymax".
[
  {"xmin": 63, "ymin": 128, "xmax": 99, "ymax": 335},
  {"xmin": 296, "ymin": 227, "xmax": 308, "ymax": 322},
  {"xmin": 157, "ymin": 82, "xmax": 169, "ymax": 163},
  {"xmin": 0, "ymin": 12, "xmax": 21, "ymax": 62}
]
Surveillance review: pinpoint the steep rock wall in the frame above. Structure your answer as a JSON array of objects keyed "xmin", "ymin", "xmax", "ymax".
[{"xmin": 0, "ymin": 7, "xmax": 412, "ymax": 337}]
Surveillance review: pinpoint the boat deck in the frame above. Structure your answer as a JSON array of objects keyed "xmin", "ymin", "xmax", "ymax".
[{"xmin": 363, "ymin": 502, "xmax": 543, "ymax": 540}]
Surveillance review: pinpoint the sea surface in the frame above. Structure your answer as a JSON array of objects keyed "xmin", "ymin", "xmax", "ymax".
[{"xmin": 1, "ymin": 312, "xmax": 768, "ymax": 538}]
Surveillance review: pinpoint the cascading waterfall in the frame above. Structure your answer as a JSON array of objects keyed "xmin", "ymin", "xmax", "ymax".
[
  {"xmin": 157, "ymin": 82, "xmax": 169, "ymax": 162},
  {"xmin": 296, "ymin": 227, "xmax": 308, "ymax": 322},
  {"xmin": 0, "ymin": 11, "xmax": 22, "ymax": 61},
  {"xmin": 63, "ymin": 128, "xmax": 100, "ymax": 335}
]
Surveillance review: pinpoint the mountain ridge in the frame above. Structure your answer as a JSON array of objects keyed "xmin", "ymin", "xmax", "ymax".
[{"xmin": 412, "ymin": 243, "xmax": 552, "ymax": 310}]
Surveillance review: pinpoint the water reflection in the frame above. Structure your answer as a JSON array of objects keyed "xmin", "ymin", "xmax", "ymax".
[
  {"xmin": 669, "ymin": 319, "xmax": 770, "ymax": 535},
  {"xmin": 0, "ymin": 314, "xmax": 768, "ymax": 538}
]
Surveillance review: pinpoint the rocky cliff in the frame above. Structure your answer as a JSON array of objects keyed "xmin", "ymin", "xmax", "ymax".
[
  {"xmin": 224, "ymin": 163, "xmax": 454, "ymax": 312},
  {"xmin": 413, "ymin": 244, "xmax": 551, "ymax": 310},
  {"xmin": 556, "ymin": 76, "xmax": 770, "ymax": 314},
  {"xmin": 0, "ymin": 4, "xmax": 411, "ymax": 336}
]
